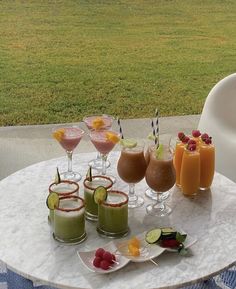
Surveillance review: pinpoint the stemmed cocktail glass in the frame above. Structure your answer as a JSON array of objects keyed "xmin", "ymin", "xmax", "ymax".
[
  {"xmin": 117, "ymin": 141, "xmax": 147, "ymax": 208},
  {"xmin": 89, "ymin": 129, "xmax": 120, "ymax": 180},
  {"xmin": 145, "ymin": 145, "xmax": 176, "ymax": 216},
  {"xmin": 53, "ymin": 126, "xmax": 84, "ymax": 182},
  {"xmin": 83, "ymin": 115, "xmax": 114, "ymax": 171}
]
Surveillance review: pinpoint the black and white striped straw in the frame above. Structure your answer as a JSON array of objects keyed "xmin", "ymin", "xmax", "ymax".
[
  {"xmin": 151, "ymin": 118, "xmax": 157, "ymax": 145},
  {"xmin": 117, "ymin": 118, "xmax": 124, "ymax": 139},
  {"xmin": 155, "ymin": 108, "xmax": 159, "ymax": 147}
]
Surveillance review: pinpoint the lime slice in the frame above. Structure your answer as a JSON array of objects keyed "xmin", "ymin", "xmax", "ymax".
[
  {"xmin": 156, "ymin": 144, "xmax": 164, "ymax": 159},
  {"xmin": 55, "ymin": 167, "xmax": 61, "ymax": 184},
  {"xmin": 147, "ymin": 133, "xmax": 156, "ymax": 141},
  {"xmin": 86, "ymin": 166, "xmax": 92, "ymax": 182},
  {"xmin": 46, "ymin": 192, "xmax": 59, "ymax": 210},
  {"xmin": 120, "ymin": 138, "xmax": 137, "ymax": 148},
  {"xmin": 93, "ymin": 186, "xmax": 108, "ymax": 204}
]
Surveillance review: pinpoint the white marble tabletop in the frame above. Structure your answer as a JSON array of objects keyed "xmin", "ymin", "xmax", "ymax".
[{"xmin": 0, "ymin": 151, "xmax": 236, "ymax": 289}]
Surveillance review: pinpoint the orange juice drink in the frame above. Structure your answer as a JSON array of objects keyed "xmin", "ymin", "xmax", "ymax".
[
  {"xmin": 180, "ymin": 142, "xmax": 200, "ymax": 196},
  {"xmin": 199, "ymin": 141, "xmax": 215, "ymax": 190},
  {"xmin": 174, "ymin": 142, "xmax": 185, "ymax": 187}
]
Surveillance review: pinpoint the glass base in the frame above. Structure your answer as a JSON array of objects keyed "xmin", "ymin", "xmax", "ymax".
[
  {"xmin": 85, "ymin": 211, "xmax": 98, "ymax": 222},
  {"xmin": 61, "ymin": 171, "xmax": 81, "ymax": 182},
  {"xmin": 128, "ymin": 196, "xmax": 144, "ymax": 209},
  {"xmin": 97, "ymin": 226, "xmax": 129, "ymax": 239},
  {"xmin": 89, "ymin": 159, "xmax": 110, "ymax": 170},
  {"xmin": 53, "ymin": 232, "xmax": 87, "ymax": 244},
  {"xmin": 199, "ymin": 186, "xmax": 210, "ymax": 191},
  {"xmin": 146, "ymin": 203, "xmax": 171, "ymax": 217},
  {"xmin": 145, "ymin": 189, "xmax": 170, "ymax": 201}
]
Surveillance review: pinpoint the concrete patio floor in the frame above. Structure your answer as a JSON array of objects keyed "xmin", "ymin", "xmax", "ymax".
[{"xmin": 0, "ymin": 114, "xmax": 200, "ymax": 180}]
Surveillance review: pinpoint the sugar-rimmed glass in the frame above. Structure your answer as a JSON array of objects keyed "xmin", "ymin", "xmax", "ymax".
[
  {"xmin": 83, "ymin": 114, "xmax": 114, "ymax": 170},
  {"xmin": 117, "ymin": 140, "xmax": 147, "ymax": 208},
  {"xmin": 48, "ymin": 180, "xmax": 79, "ymax": 223},
  {"xmin": 52, "ymin": 126, "xmax": 84, "ymax": 182},
  {"xmin": 145, "ymin": 145, "xmax": 176, "ymax": 216},
  {"xmin": 97, "ymin": 190, "xmax": 129, "ymax": 238},
  {"xmin": 53, "ymin": 195, "xmax": 86, "ymax": 244},
  {"xmin": 83, "ymin": 175, "xmax": 113, "ymax": 221}
]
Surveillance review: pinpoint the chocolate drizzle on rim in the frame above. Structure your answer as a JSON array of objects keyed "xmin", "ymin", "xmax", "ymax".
[
  {"xmin": 55, "ymin": 196, "xmax": 85, "ymax": 212},
  {"xmin": 101, "ymin": 191, "xmax": 128, "ymax": 207},
  {"xmin": 83, "ymin": 175, "xmax": 113, "ymax": 190},
  {"xmin": 49, "ymin": 180, "xmax": 79, "ymax": 196}
]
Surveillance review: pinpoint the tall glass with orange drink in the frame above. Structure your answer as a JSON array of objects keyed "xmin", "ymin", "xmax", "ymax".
[
  {"xmin": 180, "ymin": 140, "xmax": 200, "ymax": 197},
  {"xmin": 199, "ymin": 133, "xmax": 215, "ymax": 190}
]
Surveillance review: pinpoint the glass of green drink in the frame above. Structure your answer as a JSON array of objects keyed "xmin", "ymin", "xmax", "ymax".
[
  {"xmin": 48, "ymin": 180, "xmax": 79, "ymax": 224},
  {"xmin": 53, "ymin": 195, "xmax": 86, "ymax": 244},
  {"xmin": 97, "ymin": 191, "xmax": 129, "ymax": 238},
  {"xmin": 83, "ymin": 175, "xmax": 113, "ymax": 221}
]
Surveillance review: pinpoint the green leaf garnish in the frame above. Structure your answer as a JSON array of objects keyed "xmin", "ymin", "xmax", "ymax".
[
  {"xmin": 176, "ymin": 232, "xmax": 187, "ymax": 243},
  {"xmin": 147, "ymin": 132, "xmax": 156, "ymax": 141}
]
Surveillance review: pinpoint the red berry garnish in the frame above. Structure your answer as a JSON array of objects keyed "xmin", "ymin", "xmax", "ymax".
[
  {"xmin": 188, "ymin": 139, "xmax": 196, "ymax": 145},
  {"xmin": 201, "ymin": 133, "xmax": 209, "ymax": 141},
  {"xmin": 95, "ymin": 248, "xmax": 105, "ymax": 258},
  {"xmin": 100, "ymin": 260, "xmax": 111, "ymax": 270},
  {"xmin": 204, "ymin": 137, "xmax": 212, "ymax": 145},
  {"xmin": 192, "ymin": 130, "xmax": 201, "ymax": 137},
  {"xmin": 161, "ymin": 239, "xmax": 180, "ymax": 248},
  {"xmin": 182, "ymin": 136, "xmax": 190, "ymax": 144},
  {"xmin": 178, "ymin": 132, "xmax": 185, "ymax": 141},
  {"xmin": 102, "ymin": 251, "xmax": 113, "ymax": 263},
  {"xmin": 93, "ymin": 257, "xmax": 102, "ymax": 268}
]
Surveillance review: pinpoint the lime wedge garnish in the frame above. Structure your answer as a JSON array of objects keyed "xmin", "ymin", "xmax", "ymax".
[
  {"xmin": 55, "ymin": 167, "xmax": 61, "ymax": 184},
  {"xmin": 93, "ymin": 186, "xmax": 108, "ymax": 204},
  {"xmin": 147, "ymin": 133, "xmax": 156, "ymax": 141},
  {"xmin": 86, "ymin": 166, "xmax": 92, "ymax": 182},
  {"xmin": 46, "ymin": 192, "xmax": 59, "ymax": 210},
  {"xmin": 156, "ymin": 144, "xmax": 164, "ymax": 159},
  {"xmin": 120, "ymin": 138, "xmax": 137, "ymax": 148}
]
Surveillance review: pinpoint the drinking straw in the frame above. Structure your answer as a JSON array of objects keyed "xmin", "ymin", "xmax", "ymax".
[
  {"xmin": 155, "ymin": 108, "xmax": 159, "ymax": 147},
  {"xmin": 117, "ymin": 117, "xmax": 124, "ymax": 139},
  {"xmin": 151, "ymin": 119, "xmax": 157, "ymax": 145}
]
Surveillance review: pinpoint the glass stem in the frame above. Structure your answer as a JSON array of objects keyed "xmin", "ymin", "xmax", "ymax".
[
  {"xmin": 97, "ymin": 152, "xmax": 102, "ymax": 161},
  {"xmin": 153, "ymin": 193, "xmax": 165, "ymax": 211},
  {"xmin": 101, "ymin": 154, "xmax": 107, "ymax": 175},
  {"xmin": 128, "ymin": 183, "xmax": 137, "ymax": 202},
  {"xmin": 67, "ymin": 151, "xmax": 73, "ymax": 172}
]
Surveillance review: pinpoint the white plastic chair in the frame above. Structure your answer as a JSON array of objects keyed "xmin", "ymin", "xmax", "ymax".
[{"xmin": 198, "ymin": 73, "xmax": 236, "ymax": 182}]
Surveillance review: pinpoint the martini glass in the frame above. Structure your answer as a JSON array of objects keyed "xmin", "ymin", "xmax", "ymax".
[
  {"xmin": 89, "ymin": 129, "xmax": 119, "ymax": 182},
  {"xmin": 53, "ymin": 126, "xmax": 84, "ymax": 182},
  {"xmin": 83, "ymin": 114, "xmax": 114, "ymax": 170}
]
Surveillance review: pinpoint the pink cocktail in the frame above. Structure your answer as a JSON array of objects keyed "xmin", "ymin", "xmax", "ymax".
[
  {"xmin": 53, "ymin": 126, "xmax": 84, "ymax": 182},
  {"xmin": 89, "ymin": 130, "xmax": 120, "ymax": 176},
  {"xmin": 83, "ymin": 115, "xmax": 114, "ymax": 171}
]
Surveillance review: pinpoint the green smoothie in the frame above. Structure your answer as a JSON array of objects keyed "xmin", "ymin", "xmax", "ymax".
[
  {"xmin": 97, "ymin": 191, "xmax": 129, "ymax": 238},
  {"xmin": 83, "ymin": 176, "xmax": 113, "ymax": 221},
  {"xmin": 53, "ymin": 196, "xmax": 86, "ymax": 244}
]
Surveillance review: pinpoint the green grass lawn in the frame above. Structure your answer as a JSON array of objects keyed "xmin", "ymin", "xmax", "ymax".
[{"xmin": 0, "ymin": 0, "xmax": 236, "ymax": 126}]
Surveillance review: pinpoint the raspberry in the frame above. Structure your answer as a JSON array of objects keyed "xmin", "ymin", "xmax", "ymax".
[
  {"xmin": 93, "ymin": 257, "xmax": 102, "ymax": 268},
  {"xmin": 161, "ymin": 239, "xmax": 180, "ymax": 248},
  {"xmin": 182, "ymin": 136, "xmax": 190, "ymax": 143},
  {"xmin": 178, "ymin": 132, "xmax": 185, "ymax": 141},
  {"xmin": 192, "ymin": 130, "xmax": 201, "ymax": 137},
  {"xmin": 188, "ymin": 144, "xmax": 196, "ymax": 151},
  {"xmin": 95, "ymin": 248, "xmax": 105, "ymax": 258},
  {"xmin": 204, "ymin": 137, "xmax": 212, "ymax": 145},
  {"xmin": 102, "ymin": 251, "xmax": 113, "ymax": 263},
  {"xmin": 201, "ymin": 133, "xmax": 209, "ymax": 141},
  {"xmin": 100, "ymin": 260, "xmax": 111, "ymax": 270},
  {"xmin": 188, "ymin": 139, "xmax": 196, "ymax": 145}
]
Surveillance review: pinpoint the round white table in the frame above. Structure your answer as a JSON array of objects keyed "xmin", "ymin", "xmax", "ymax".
[{"xmin": 0, "ymin": 151, "xmax": 236, "ymax": 289}]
